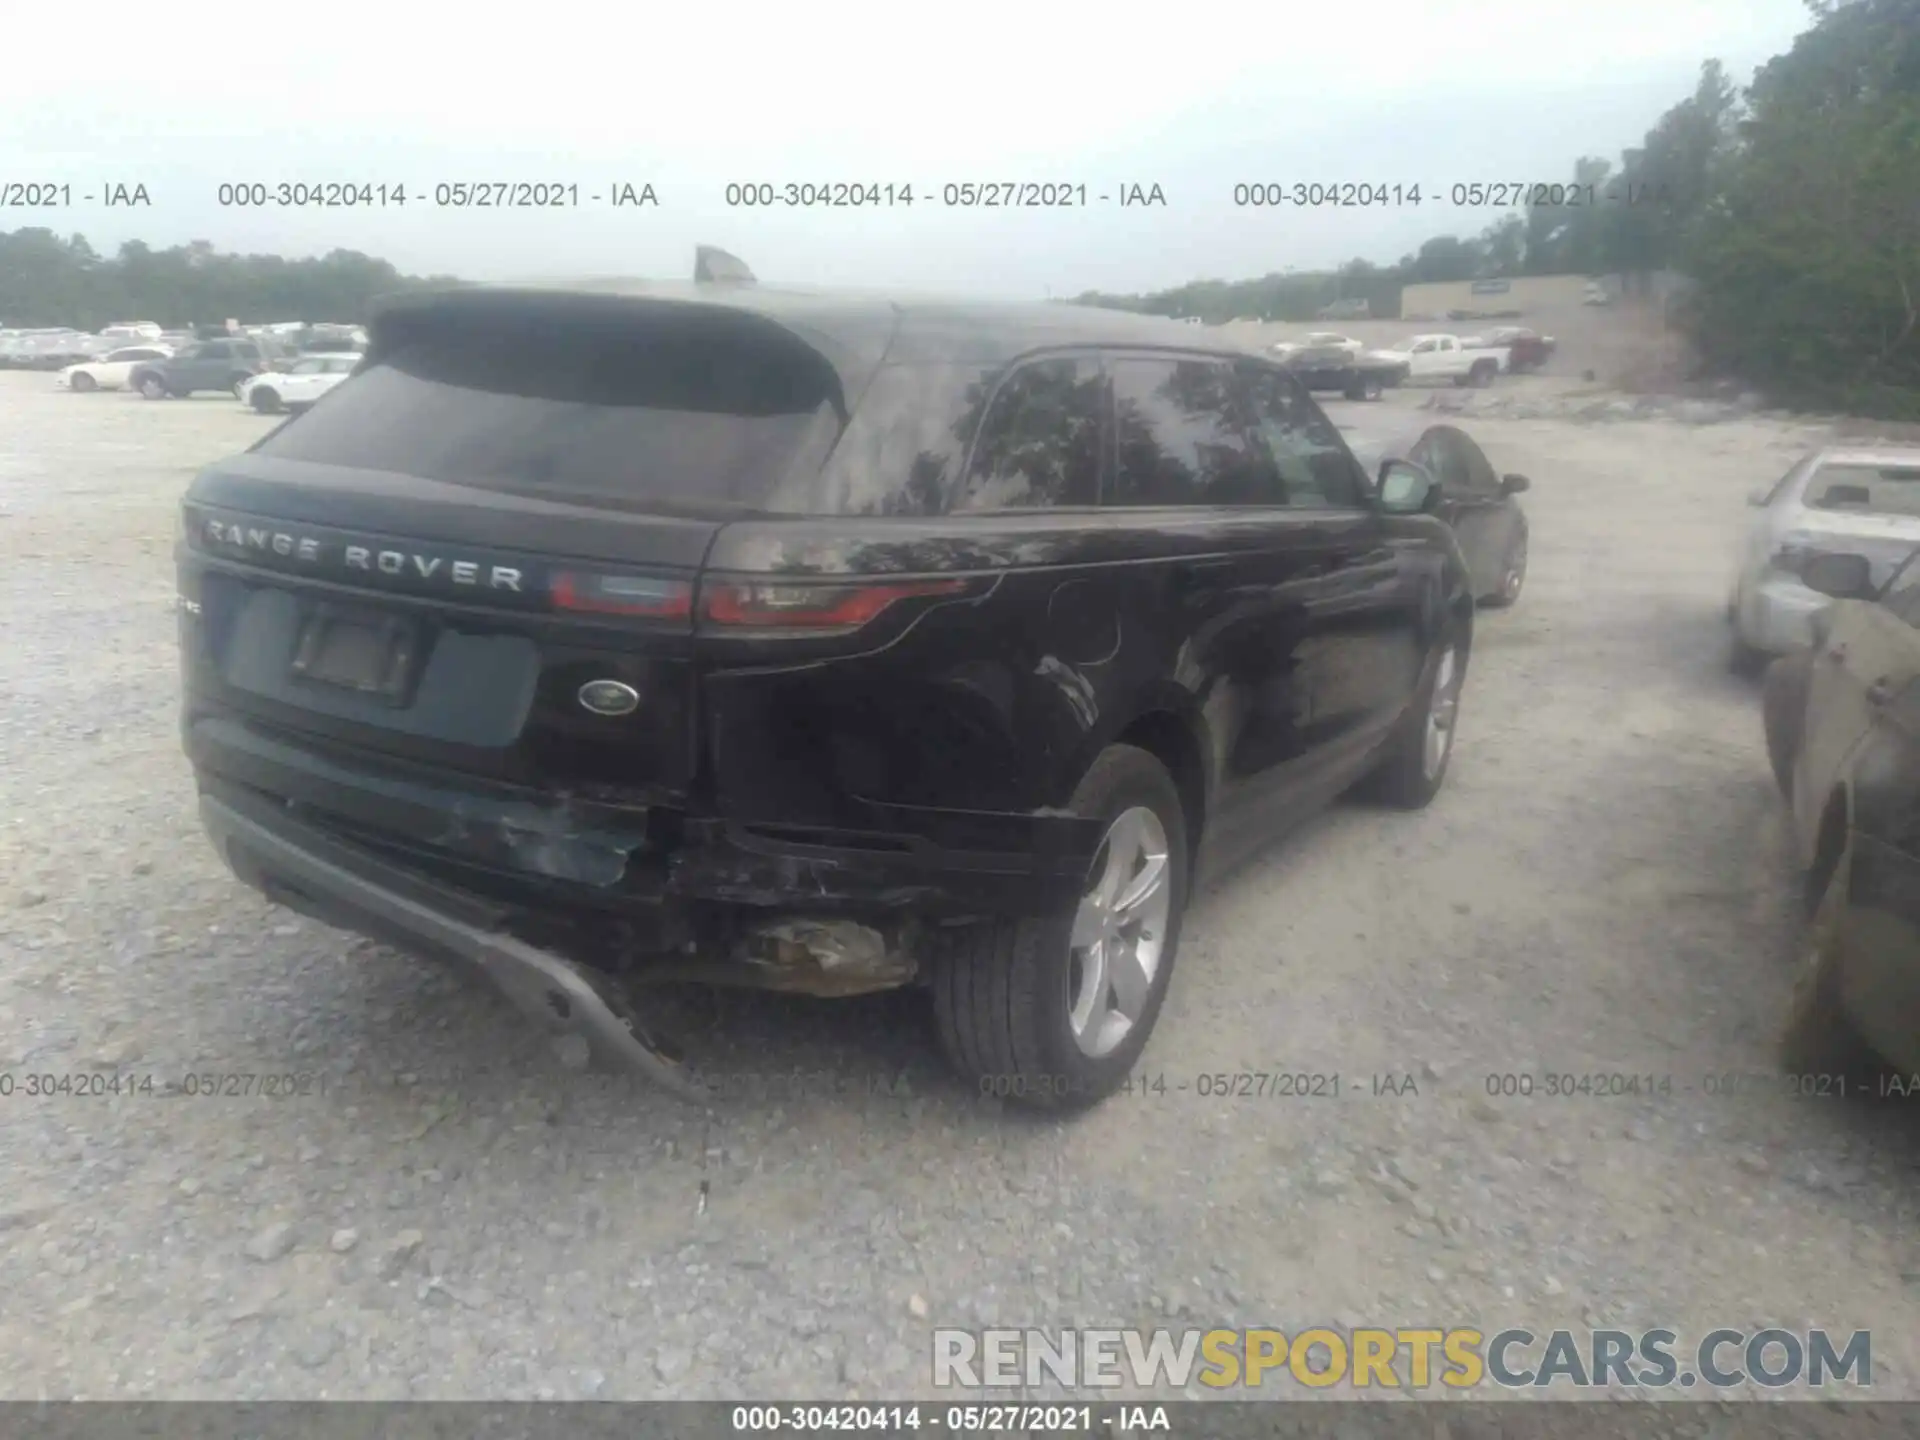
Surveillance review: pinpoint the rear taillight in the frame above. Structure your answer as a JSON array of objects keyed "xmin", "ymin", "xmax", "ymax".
[
  {"xmin": 552, "ymin": 570, "xmax": 693, "ymax": 619},
  {"xmin": 698, "ymin": 578, "xmax": 970, "ymax": 634}
]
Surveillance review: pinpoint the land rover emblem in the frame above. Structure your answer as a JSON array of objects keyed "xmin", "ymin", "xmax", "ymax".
[{"xmin": 577, "ymin": 680, "xmax": 640, "ymax": 716}]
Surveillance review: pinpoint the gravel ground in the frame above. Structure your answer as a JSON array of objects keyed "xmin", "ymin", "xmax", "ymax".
[{"xmin": 3, "ymin": 370, "xmax": 1920, "ymax": 1404}]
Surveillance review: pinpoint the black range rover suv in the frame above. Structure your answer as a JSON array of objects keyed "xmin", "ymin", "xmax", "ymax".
[{"xmin": 178, "ymin": 277, "xmax": 1476, "ymax": 1109}]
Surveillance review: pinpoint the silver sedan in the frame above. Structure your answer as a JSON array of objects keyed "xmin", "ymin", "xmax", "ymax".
[{"xmin": 1729, "ymin": 445, "xmax": 1920, "ymax": 672}]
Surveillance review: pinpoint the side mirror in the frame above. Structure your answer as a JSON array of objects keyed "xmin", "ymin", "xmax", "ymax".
[
  {"xmin": 1747, "ymin": 486, "xmax": 1770, "ymax": 508},
  {"xmin": 1378, "ymin": 459, "xmax": 1436, "ymax": 515},
  {"xmin": 1800, "ymin": 552, "xmax": 1875, "ymax": 601},
  {"xmin": 1501, "ymin": 473, "xmax": 1531, "ymax": 496}
]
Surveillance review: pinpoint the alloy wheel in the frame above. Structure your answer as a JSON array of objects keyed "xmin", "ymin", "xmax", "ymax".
[
  {"xmin": 1066, "ymin": 806, "xmax": 1172, "ymax": 1059},
  {"xmin": 1423, "ymin": 647, "xmax": 1460, "ymax": 779},
  {"xmin": 1502, "ymin": 538, "xmax": 1527, "ymax": 600}
]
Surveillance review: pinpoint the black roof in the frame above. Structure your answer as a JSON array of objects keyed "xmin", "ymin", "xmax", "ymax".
[{"xmin": 368, "ymin": 279, "xmax": 1245, "ymax": 373}]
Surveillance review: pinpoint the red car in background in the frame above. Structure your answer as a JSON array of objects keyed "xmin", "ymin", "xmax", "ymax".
[{"xmin": 1485, "ymin": 326, "xmax": 1556, "ymax": 372}]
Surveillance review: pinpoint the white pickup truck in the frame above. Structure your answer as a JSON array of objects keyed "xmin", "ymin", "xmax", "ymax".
[{"xmin": 1382, "ymin": 333, "xmax": 1506, "ymax": 387}]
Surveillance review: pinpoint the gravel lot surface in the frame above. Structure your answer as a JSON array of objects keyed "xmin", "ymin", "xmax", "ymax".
[{"xmin": 3, "ymin": 370, "xmax": 1920, "ymax": 1404}]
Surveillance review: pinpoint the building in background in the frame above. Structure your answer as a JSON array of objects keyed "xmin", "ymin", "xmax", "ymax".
[{"xmin": 1400, "ymin": 272, "xmax": 1692, "ymax": 322}]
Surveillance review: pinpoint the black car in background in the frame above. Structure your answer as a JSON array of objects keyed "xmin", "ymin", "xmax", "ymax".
[
  {"xmin": 1278, "ymin": 343, "xmax": 1409, "ymax": 402},
  {"xmin": 1344, "ymin": 422, "xmax": 1532, "ymax": 606},
  {"xmin": 177, "ymin": 276, "xmax": 1479, "ymax": 1110},
  {"xmin": 1761, "ymin": 547, "xmax": 1920, "ymax": 1079}
]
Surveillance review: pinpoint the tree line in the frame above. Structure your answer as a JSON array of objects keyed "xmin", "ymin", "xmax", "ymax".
[
  {"xmin": 0, "ymin": 233, "xmax": 460, "ymax": 333},
  {"xmin": 1073, "ymin": 0, "xmax": 1919, "ymax": 418}
]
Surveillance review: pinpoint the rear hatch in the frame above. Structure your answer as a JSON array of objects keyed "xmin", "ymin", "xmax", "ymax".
[
  {"xmin": 1794, "ymin": 462, "xmax": 1920, "ymax": 587},
  {"xmin": 179, "ymin": 289, "xmax": 891, "ymax": 866}
]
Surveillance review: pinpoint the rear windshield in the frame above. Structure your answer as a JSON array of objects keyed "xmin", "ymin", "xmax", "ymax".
[
  {"xmin": 1806, "ymin": 463, "xmax": 1920, "ymax": 518},
  {"xmin": 253, "ymin": 312, "xmax": 848, "ymax": 515}
]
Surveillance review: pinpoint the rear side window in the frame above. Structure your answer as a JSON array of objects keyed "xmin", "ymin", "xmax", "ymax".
[
  {"xmin": 1242, "ymin": 366, "xmax": 1366, "ymax": 508},
  {"xmin": 803, "ymin": 363, "xmax": 986, "ymax": 516},
  {"xmin": 955, "ymin": 355, "xmax": 1103, "ymax": 510},
  {"xmin": 255, "ymin": 311, "xmax": 849, "ymax": 515},
  {"xmin": 1108, "ymin": 356, "xmax": 1270, "ymax": 506}
]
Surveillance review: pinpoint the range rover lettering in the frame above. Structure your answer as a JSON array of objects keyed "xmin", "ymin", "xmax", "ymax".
[{"xmin": 177, "ymin": 262, "xmax": 1479, "ymax": 1110}]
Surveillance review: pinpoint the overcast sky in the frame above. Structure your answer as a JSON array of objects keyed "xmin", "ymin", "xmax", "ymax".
[{"xmin": 6, "ymin": 0, "xmax": 1814, "ymax": 298}]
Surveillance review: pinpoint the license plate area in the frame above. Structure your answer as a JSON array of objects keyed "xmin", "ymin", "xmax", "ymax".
[{"xmin": 289, "ymin": 605, "xmax": 424, "ymax": 706}]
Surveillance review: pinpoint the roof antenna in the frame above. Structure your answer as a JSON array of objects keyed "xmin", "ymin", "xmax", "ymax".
[{"xmin": 695, "ymin": 246, "xmax": 756, "ymax": 285}]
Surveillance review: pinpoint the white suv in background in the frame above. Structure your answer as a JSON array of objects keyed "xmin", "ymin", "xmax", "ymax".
[
  {"xmin": 56, "ymin": 343, "xmax": 176, "ymax": 391},
  {"xmin": 238, "ymin": 352, "xmax": 360, "ymax": 413}
]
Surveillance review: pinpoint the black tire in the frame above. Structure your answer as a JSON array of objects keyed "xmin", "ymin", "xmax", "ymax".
[
  {"xmin": 1481, "ymin": 531, "xmax": 1527, "ymax": 609},
  {"xmin": 1360, "ymin": 374, "xmax": 1384, "ymax": 401},
  {"xmin": 1780, "ymin": 849, "xmax": 1871, "ymax": 1076},
  {"xmin": 138, "ymin": 374, "xmax": 168, "ymax": 400},
  {"xmin": 1471, "ymin": 361, "xmax": 1497, "ymax": 388},
  {"xmin": 1360, "ymin": 623, "xmax": 1466, "ymax": 809},
  {"xmin": 69, "ymin": 372, "xmax": 97, "ymax": 393},
  {"xmin": 250, "ymin": 387, "xmax": 282, "ymax": 414},
  {"xmin": 930, "ymin": 744, "xmax": 1190, "ymax": 1112},
  {"xmin": 1761, "ymin": 652, "xmax": 1812, "ymax": 798}
]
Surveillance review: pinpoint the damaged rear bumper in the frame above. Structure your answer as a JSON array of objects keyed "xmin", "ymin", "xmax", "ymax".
[
  {"xmin": 186, "ymin": 715, "xmax": 1100, "ymax": 916},
  {"xmin": 186, "ymin": 715, "xmax": 1102, "ymax": 1003},
  {"xmin": 200, "ymin": 791, "xmax": 706, "ymax": 1099}
]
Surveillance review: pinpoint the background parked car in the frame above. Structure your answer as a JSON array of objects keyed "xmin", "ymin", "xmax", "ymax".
[
  {"xmin": 1728, "ymin": 445, "xmax": 1920, "ymax": 673},
  {"xmin": 1760, "ymin": 546, "xmax": 1920, "ymax": 1078},
  {"xmin": 1303, "ymin": 331, "xmax": 1366, "ymax": 355},
  {"xmin": 1483, "ymin": 326, "xmax": 1557, "ymax": 372},
  {"xmin": 239, "ymin": 352, "xmax": 359, "ymax": 412},
  {"xmin": 292, "ymin": 323, "xmax": 368, "ymax": 355},
  {"xmin": 128, "ymin": 335, "xmax": 287, "ymax": 398},
  {"xmin": 1344, "ymin": 421, "xmax": 1532, "ymax": 606},
  {"xmin": 1277, "ymin": 343, "xmax": 1408, "ymax": 401},
  {"xmin": 1317, "ymin": 297, "xmax": 1371, "ymax": 319},
  {"xmin": 1381, "ymin": 333, "xmax": 1505, "ymax": 387},
  {"xmin": 4, "ymin": 330, "xmax": 105, "ymax": 369},
  {"xmin": 57, "ymin": 344, "xmax": 175, "ymax": 392}
]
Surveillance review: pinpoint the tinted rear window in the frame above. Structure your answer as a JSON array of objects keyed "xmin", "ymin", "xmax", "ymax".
[{"xmin": 254, "ymin": 312, "xmax": 848, "ymax": 515}]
